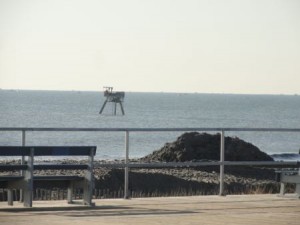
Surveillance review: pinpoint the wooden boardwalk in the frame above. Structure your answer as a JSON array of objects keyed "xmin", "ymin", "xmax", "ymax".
[{"xmin": 0, "ymin": 194, "xmax": 299, "ymax": 225}]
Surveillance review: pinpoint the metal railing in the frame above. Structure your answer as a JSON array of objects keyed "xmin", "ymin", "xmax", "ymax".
[{"xmin": 1, "ymin": 127, "xmax": 300, "ymax": 198}]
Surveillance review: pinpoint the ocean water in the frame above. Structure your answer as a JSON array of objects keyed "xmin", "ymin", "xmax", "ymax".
[{"xmin": 0, "ymin": 90, "xmax": 300, "ymax": 160}]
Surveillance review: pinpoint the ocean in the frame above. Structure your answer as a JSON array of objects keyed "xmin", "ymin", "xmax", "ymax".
[{"xmin": 0, "ymin": 90, "xmax": 300, "ymax": 161}]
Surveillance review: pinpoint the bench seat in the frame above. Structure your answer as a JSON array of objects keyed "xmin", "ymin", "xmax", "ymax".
[
  {"xmin": 34, "ymin": 164, "xmax": 89, "ymax": 170},
  {"xmin": 34, "ymin": 175, "xmax": 84, "ymax": 181}
]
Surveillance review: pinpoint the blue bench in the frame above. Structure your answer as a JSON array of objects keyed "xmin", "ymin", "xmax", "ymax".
[{"xmin": 0, "ymin": 146, "xmax": 96, "ymax": 207}]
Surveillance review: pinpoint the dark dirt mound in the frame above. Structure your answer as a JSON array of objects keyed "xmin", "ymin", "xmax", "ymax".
[{"xmin": 142, "ymin": 132, "xmax": 273, "ymax": 162}]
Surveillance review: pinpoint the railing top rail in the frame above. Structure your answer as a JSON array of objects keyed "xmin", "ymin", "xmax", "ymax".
[
  {"xmin": 95, "ymin": 161, "xmax": 300, "ymax": 169},
  {"xmin": 1, "ymin": 127, "xmax": 300, "ymax": 132}
]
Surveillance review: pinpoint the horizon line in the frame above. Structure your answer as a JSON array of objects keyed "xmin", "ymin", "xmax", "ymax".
[{"xmin": 0, "ymin": 88, "xmax": 299, "ymax": 96}]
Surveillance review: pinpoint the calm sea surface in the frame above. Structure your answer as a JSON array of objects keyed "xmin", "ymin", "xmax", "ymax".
[{"xmin": 1, "ymin": 90, "xmax": 300, "ymax": 160}]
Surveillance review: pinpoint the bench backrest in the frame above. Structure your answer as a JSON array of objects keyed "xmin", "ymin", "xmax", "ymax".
[
  {"xmin": 0, "ymin": 146, "xmax": 96, "ymax": 156},
  {"xmin": 0, "ymin": 146, "xmax": 31, "ymax": 156}
]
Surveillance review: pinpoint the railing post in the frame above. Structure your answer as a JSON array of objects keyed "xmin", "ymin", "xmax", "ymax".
[
  {"xmin": 19, "ymin": 130, "xmax": 26, "ymax": 202},
  {"xmin": 124, "ymin": 131, "xmax": 130, "ymax": 199},
  {"xmin": 219, "ymin": 130, "xmax": 225, "ymax": 196},
  {"xmin": 21, "ymin": 129, "xmax": 26, "ymax": 167}
]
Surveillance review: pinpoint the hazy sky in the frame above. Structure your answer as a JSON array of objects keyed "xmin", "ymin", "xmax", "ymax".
[{"xmin": 0, "ymin": 0, "xmax": 299, "ymax": 94}]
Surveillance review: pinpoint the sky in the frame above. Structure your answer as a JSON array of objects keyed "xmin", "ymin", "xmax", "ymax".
[{"xmin": 0, "ymin": 0, "xmax": 300, "ymax": 94}]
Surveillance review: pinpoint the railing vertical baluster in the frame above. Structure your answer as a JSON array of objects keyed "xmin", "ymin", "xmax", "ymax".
[
  {"xmin": 219, "ymin": 130, "xmax": 225, "ymax": 196},
  {"xmin": 22, "ymin": 130, "xmax": 26, "ymax": 146},
  {"xmin": 124, "ymin": 130, "xmax": 130, "ymax": 199},
  {"xmin": 21, "ymin": 130, "xmax": 26, "ymax": 169}
]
